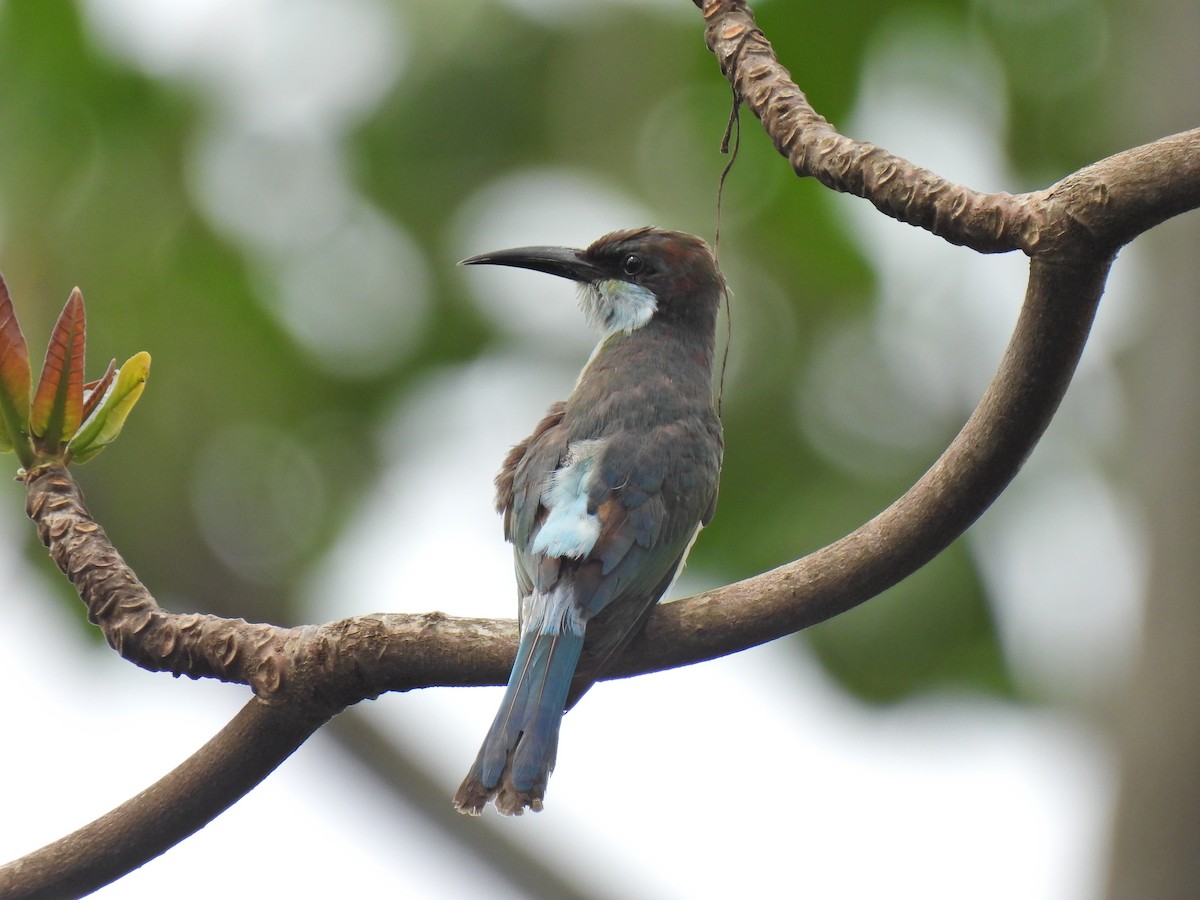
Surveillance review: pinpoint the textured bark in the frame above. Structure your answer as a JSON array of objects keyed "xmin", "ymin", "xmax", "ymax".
[{"xmin": 699, "ymin": 0, "xmax": 1037, "ymax": 254}]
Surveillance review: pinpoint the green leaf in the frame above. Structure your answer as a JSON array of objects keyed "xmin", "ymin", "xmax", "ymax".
[
  {"xmin": 0, "ymin": 272, "xmax": 33, "ymax": 460},
  {"xmin": 31, "ymin": 287, "xmax": 85, "ymax": 455},
  {"xmin": 68, "ymin": 351, "xmax": 151, "ymax": 464}
]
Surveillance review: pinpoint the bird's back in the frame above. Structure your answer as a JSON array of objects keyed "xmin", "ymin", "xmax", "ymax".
[{"xmin": 508, "ymin": 318, "xmax": 723, "ymax": 701}]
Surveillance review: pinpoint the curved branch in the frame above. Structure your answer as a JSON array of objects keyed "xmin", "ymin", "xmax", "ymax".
[
  {"xmin": 0, "ymin": 699, "xmax": 328, "ymax": 899},
  {"xmin": 23, "ymin": 465, "xmax": 294, "ymax": 696},
  {"xmin": 698, "ymin": 0, "xmax": 1038, "ymax": 253},
  {"xmin": 697, "ymin": 0, "xmax": 1200, "ymax": 257},
  {"xmin": 1, "ymin": 262, "xmax": 1113, "ymax": 898},
  {"xmin": 8, "ymin": 0, "xmax": 1200, "ymax": 892},
  {"xmin": 1043, "ymin": 127, "xmax": 1200, "ymax": 253},
  {"xmin": 613, "ymin": 254, "xmax": 1110, "ymax": 676},
  {"xmin": 19, "ymin": 463, "xmax": 523, "ymax": 698},
  {"xmin": 15, "ymin": 2, "xmax": 1186, "ymax": 712},
  {"xmin": 0, "ymin": 251, "xmax": 1111, "ymax": 897},
  {"xmin": 6, "ymin": 241, "xmax": 1099, "ymax": 689}
]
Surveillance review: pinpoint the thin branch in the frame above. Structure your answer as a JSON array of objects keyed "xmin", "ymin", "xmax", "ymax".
[
  {"xmin": 698, "ymin": 0, "xmax": 1038, "ymax": 253},
  {"xmin": 696, "ymin": 0, "xmax": 1200, "ymax": 258},
  {"xmin": 23, "ymin": 465, "xmax": 294, "ymax": 695},
  {"xmin": 20, "ymin": 463, "xmax": 522, "ymax": 697}
]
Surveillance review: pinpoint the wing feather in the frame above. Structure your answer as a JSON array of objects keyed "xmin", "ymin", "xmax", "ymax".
[{"xmin": 496, "ymin": 397, "xmax": 722, "ymax": 709}]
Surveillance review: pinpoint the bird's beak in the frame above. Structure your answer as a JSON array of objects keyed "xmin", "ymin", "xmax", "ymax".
[{"xmin": 460, "ymin": 245, "xmax": 604, "ymax": 283}]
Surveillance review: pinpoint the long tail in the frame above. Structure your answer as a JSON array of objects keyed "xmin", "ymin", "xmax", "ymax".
[{"xmin": 454, "ymin": 625, "xmax": 584, "ymax": 815}]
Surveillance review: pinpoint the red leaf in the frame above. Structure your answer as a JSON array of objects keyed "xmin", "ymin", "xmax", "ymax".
[
  {"xmin": 31, "ymin": 287, "xmax": 86, "ymax": 452},
  {"xmin": 0, "ymin": 272, "xmax": 33, "ymax": 462},
  {"xmin": 82, "ymin": 358, "xmax": 118, "ymax": 424},
  {"xmin": 0, "ymin": 272, "xmax": 32, "ymax": 423}
]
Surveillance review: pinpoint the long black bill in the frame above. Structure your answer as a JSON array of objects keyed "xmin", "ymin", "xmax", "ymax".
[{"xmin": 460, "ymin": 245, "xmax": 604, "ymax": 283}]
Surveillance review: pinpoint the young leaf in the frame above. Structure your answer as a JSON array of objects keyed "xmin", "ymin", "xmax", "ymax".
[
  {"xmin": 31, "ymin": 287, "xmax": 85, "ymax": 455},
  {"xmin": 82, "ymin": 359, "xmax": 118, "ymax": 425},
  {"xmin": 0, "ymin": 272, "xmax": 33, "ymax": 459},
  {"xmin": 68, "ymin": 351, "xmax": 151, "ymax": 464}
]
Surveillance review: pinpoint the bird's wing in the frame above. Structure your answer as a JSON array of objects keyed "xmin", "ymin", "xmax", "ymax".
[
  {"xmin": 563, "ymin": 416, "xmax": 723, "ymax": 705},
  {"xmin": 497, "ymin": 405, "xmax": 722, "ymax": 705},
  {"xmin": 495, "ymin": 401, "xmax": 568, "ymax": 599},
  {"xmin": 589, "ymin": 418, "xmax": 722, "ymax": 600}
]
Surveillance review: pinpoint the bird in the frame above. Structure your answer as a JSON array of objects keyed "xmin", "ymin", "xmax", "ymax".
[{"xmin": 453, "ymin": 226, "xmax": 726, "ymax": 816}]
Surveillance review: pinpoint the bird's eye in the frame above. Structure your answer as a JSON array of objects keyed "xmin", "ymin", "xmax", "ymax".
[{"xmin": 622, "ymin": 254, "xmax": 644, "ymax": 276}]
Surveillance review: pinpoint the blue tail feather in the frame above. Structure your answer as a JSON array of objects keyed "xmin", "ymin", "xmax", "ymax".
[
  {"xmin": 510, "ymin": 629, "xmax": 583, "ymax": 789},
  {"xmin": 455, "ymin": 621, "xmax": 585, "ymax": 815}
]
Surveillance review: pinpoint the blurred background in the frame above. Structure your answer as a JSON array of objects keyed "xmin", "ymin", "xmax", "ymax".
[{"xmin": 0, "ymin": 0, "xmax": 1196, "ymax": 897}]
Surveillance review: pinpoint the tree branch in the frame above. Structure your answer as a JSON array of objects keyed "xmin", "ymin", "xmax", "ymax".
[
  {"xmin": 1043, "ymin": 128, "xmax": 1200, "ymax": 253},
  {"xmin": 6, "ymin": 0, "xmax": 1200, "ymax": 894},
  {"xmin": 698, "ymin": 0, "xmax": 1037, "ymax": 253},
  {"xmin": 611, "ymin": 254, "xmax": 1110, "ymax": 678},
  {"xmin": 22, "ymin": 465, "xmax": 294, "ymax": 695},
  {"xmin": 697, "ymin": 0, "xmax": 1200, "ymax": 258}
]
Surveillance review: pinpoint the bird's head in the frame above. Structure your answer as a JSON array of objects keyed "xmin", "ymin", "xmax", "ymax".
[{"xmin": 462, "ymin": 227, "xmax": 723, "ymax": 339}]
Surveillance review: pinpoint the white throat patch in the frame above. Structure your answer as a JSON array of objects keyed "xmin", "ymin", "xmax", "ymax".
[{"xmin": 577, "ymin": 279, "xmax": 657, "ymax": 338}]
